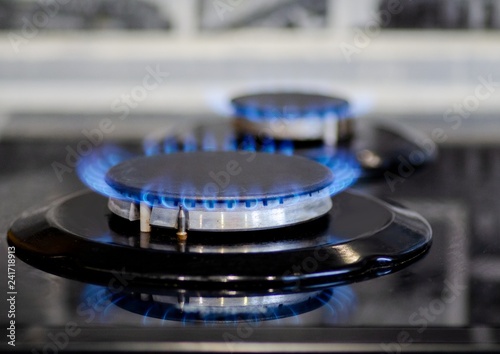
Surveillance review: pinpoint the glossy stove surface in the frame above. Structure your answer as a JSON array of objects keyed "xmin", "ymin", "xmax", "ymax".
[{"xmin": 1, "ymin": 130, "xmax": 500, "ymax": 352}]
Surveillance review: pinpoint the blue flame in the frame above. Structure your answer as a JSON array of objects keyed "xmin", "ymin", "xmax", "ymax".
[
  {"xmin": 260, "ymin": 137, "xmax": 276, "ymax": 153},
  {"xmin": 79, "ymin": 133, "xmax": 357, "ymax": 206},
  {"xmin": 232, "ymin": 93, "xmax": 350, "ymax": 121},
  {"xmin": 202, "ymin": 132, "xmax": 218, "ymax": 151},
  {"xmin": 182, "ymin": 134, "xmax": 197, "ymax": 152},
  {"xmin": 240, "ymin": 134, "xmax": 256, "ymax": 151},
  {"xmin": 163, "ymin": 137, "xmax": 179, "ymax": 154},
  {"xmin": 148, "ymin": 128, "xmax": 299, "ymax": 158},
  {"xmin": 278, "ymin": 140, "xmax": 294, "ymax": 155},
  {"xmin": 236, "ymin": 103, "xmax": 260, "ymax": 121},
  {"xmin": 77, "ymin": 145, "xmax": 137, "ymax": 200},
  {"xmin": 303, "ymin": 148, "xmax": 361, "ymax": 196},
  {"xmin": 223, "ymin": 133, "xmax": 238, "ymax": 151},
  {"xmin": 325, "ymin": 150, "xmax": 361, "ymax": 196},
  {"xmin": 143, "ymin": 129, "xmax": 359, "ymax": 201},
  {"xmin": 144, "ymin": 140, "xmax": 160, "ymax": 156}
]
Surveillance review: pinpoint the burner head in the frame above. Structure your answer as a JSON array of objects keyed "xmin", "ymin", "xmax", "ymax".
[
  {"xmin": 231, "ymin": 92, "xmax": 350, "ymax": 143},
  {"xmin": 105, "ymin": 151, "xmax": 334, "ymax": 231}
]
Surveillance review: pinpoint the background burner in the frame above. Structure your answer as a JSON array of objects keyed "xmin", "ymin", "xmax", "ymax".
[
  {"xmin": 105, "ymin": 151, "xmax": 334, "ymax": 231},
  {"xmin": 231, "ymin": 92, "xmax": 351, "ymax": 144}
]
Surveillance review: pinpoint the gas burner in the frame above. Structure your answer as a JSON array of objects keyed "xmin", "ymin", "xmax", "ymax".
[
  {"xmin": 231, "ymin": 92, "xmax": 351, "ymax": 144},
  {"xmin": 106, "ymin": 151, "xmax": 334, "ymax": 232},
  {"xmin": 8, "ymin": 190, "xmax": 432, "ymax": 294}
]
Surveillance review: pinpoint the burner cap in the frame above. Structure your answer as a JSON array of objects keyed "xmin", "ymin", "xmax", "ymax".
[
  {"xmin": 105, "ymin": 151, "xmax": 334, "ymax": 231},
  {"xmin": 106, "ymin": 151, "xmax": 333, "ymax": 202},
  {"xmin": 231, "ymin": 92, "xmax": 349, "ymax": 120}
]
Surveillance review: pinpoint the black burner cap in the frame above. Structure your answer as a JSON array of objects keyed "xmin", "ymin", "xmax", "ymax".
[
  {"xmin": 105, "ymin": 151, "xmax": 334, "ymax": 203},
  {"xmin": 231, "ymin": 92, "xmax": 350, "ymax": 119}
]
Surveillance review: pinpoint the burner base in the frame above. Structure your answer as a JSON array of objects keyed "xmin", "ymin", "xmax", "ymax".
[{"xmin": 8, "ymin": 190, "xmax": 432, "ymax": 295}]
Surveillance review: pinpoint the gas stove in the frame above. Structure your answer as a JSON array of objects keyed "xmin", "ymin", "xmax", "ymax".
[{"xmin": 1, "ymin": 91, "xmax": 499, "ymax": 353}]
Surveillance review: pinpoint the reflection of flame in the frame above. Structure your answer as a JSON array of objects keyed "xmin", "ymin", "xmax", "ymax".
[
  {"xmin": 81, "ymin": 285, "xmax": 357, "ymax": 325},
  {"xmin": 76, "ymin": 145, "xmax": 136, "ymax": 200},
  {"xmin": 321, "ymin": 286, "xmax": 357, "ymax": 323}
]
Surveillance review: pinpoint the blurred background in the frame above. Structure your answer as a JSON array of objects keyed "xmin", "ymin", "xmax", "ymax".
[
  {"xmin": 0, "ymin": 0, "xmax": 500, "ymax": 142},
  {"xmin": 2, "ymin": 1, "xmax": 500, "ymax": 341}
]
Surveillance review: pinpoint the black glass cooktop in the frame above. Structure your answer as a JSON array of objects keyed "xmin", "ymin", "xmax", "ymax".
[{"xmin": 1, "ymin": 127, "xmax": 500, "ymax": 353}]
